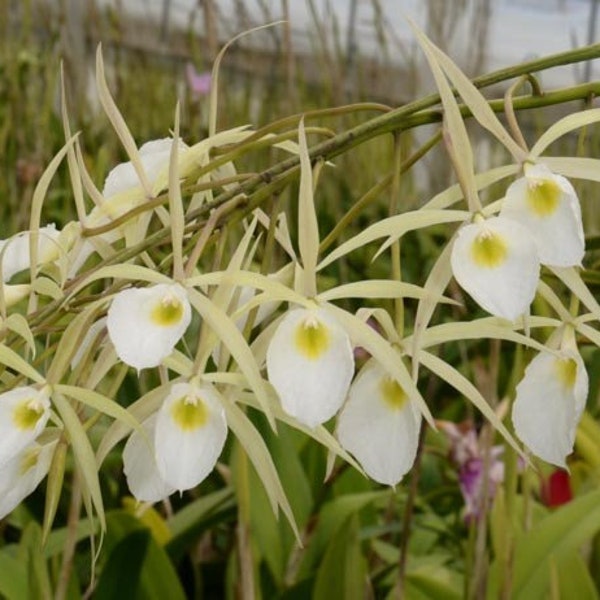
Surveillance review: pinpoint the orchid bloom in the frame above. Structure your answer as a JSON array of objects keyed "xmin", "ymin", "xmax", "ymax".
[
  {"xmin": 0, "ymin": 386, "xmax": 51, "ymax": 468},
  {"xmin": 0, "ymin": 439, "xmax": 57, "ymax": 519},
  {"xmin": 107, "ymin": 283, "xmax": 191, "ymax": 371},
  {"xmin": 337, "ymin": 361, "xmax": 422, "ymax": 486},
  {"xmin": 266, "ymin": 306, "xmax": 354, "ymax": 428},
  {"xmin": 512, "ymin": 347, "xmax": 588, "ymax": 468},
  {"xmin": 450, "ymin": 215, "xmax": 540, "ymax": 320},
  {"xmin": 0, "ymin": 224, "xmax": 61, "ymax": 283},
  {"xmin": 438, "ymin": 420, "xmax": 506, "ymax": 522},
  {"xmin": 123, "ymin": 382, "xmax": 227, "ymax": 501},
  {"xmin": 500, "ymin": 163, "xmax": 584, "ymax": 267}
]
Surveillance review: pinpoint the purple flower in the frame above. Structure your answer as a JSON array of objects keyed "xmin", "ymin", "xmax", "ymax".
[
  {"xmin": 186, "ymin": 63, "xmax": 211, "ymax": 98},
  {"xmin": 438, "ymin": 420, "xmax": 506, "ymax": 522}
]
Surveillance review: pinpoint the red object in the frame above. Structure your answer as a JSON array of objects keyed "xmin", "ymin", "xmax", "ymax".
[{"xmin": 541, "ymin": 469, "xmax": 573, "ymax": 507}]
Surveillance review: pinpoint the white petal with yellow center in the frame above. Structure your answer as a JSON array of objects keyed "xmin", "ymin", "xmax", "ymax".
[
  {"xmin": 0, "ymin": 440, "xmax": 56, "ymax": 519},
  {"xmin": 451, "ymin": 216, "xmax": 539, "ymax": 320},
  {"xmin": 107, "ymin": 283, "xmax": 191, "ymax": 371},
  {"xmin": 500, "ymin": 164, "xmax": 584, "ymax": 267},
  {"xmin": 337, "ymin": 362, "xmax": 421, "ymax": 485},
  {"xmin": 512, "ymin": 349, "xmax": 588, "ymax": 467},
  {"xmin": 266, "ymin": 307, "xmax": 354, "ymax": 428},
  {"xmin": 0, "ymin": 386, "xmax": 50, "ymax": 468},
  {"xmin": 154, "ymin": 382, "xmax": 227, "ymax": 492},
  {"xmin": 123, "ymin": 414, "xmax": 176, "ymax": 503}
]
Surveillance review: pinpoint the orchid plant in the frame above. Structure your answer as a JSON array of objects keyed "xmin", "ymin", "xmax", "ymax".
[{"xmin": 1, "ymin": 22, "xmax": 600, "ymax": 598}]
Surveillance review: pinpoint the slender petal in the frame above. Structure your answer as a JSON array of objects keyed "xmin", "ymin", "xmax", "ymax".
[
  {"xmin": 0, "ymin": 440, "xmax": 57, "ymax": 519},
  {"xmin": 512, "ymin": 349, "xmax": 588, "ymax": 468},
  {"xmin": 500, "ymin": 164, "xmax": 584, "ymax": 267},
  {"xmin": 107, "ymin": 283, "xmax": 191, "ymax": 371},
  {"xmin": 451, "ymin": 216, "xmax": 540, "ymax": 320},
  {"xmin": 337, "ymin": 361, "xmax": 421, "ymax": 485},
  {"xmin": 123, "ymin": 414, "xmax": 176, "ymax": 503},
  {"xmin": 266, "ymin": 307, "xmax": 354, "ymax": 427},
  {"xmin": 0, "ymin": 386, "xmax": 51, "ymax": 467},
  {"xmin": 154, "ymin": 382, "xmax": 227, "ymax": 492}
]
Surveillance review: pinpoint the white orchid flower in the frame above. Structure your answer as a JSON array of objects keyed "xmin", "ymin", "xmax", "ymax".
[
  {"xmin": 154, "ymin": 382, "xmax": 228, "ymax": 492},
  {"xmin": 500, "ymin": 164, "xmax": 584, "ymax": 267},
  {"xmin": 0, "ymin": 439, "xmax": 57, "ymax": 519},
  {"xmin": 512, "ymin": 348, "xmax": 588, "ymax": 468},
  {"xmin": 123, "ymin": 413, "xmax": 176, "ymax": 503},
  {"xmin": 0, "ymin": 225, "xmax": 61, "ymax": 282},
  {"xmin": 107, "ymin": 283, "xmax": 191, "ymax": 371},
  {"xmin": 337, "ymin": 361, "xmax": 421, "ymax": 486},
  {"xmin": 102, "ymin": 138, "xmax": 182, "ymax": 200},
  {"xmin": 266, "ymin": 307, "xmax": 354, "ymax": 428},
  {"xmin": 0, "ymin": 386, "xmax": 51, "ymax": 467},
  {"xmin": 69, "ymin": 139, "xmax": 187, "ymax": 277},
  {"xmin": 451, "ymin": 215, "xmax": 540, "ymax": 320}
]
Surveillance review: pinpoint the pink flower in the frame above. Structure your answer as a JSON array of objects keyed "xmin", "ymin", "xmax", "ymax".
[
  {"xmin": 186, "ymin": 63, "xmax": 211, "ymax": 98},
  {"xmin": 438, "ymin": 420, "xmax": 506, "ymax": 522}
]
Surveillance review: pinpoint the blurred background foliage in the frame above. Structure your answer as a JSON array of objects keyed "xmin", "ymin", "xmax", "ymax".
[{"xmin": 1, "ymin": 1, "xmax": 600, "ymax": 598}]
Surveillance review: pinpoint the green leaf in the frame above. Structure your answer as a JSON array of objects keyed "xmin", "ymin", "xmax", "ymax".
[
  {"xmin": 555, "ymin": 551, "xmax": 599, "ymax": 600},
  {"xmin": 298, "ymin": 491, "xmax": 388, "ymax": 578},
  {"xmin": 313, "ymin": 514, "xmax": 366, "ymax": 600},
  {"xmin": 0, "ymin": 549, "xmax": 28, "ymax": 599},
  {"xmin": 223, "ymin": 399, "xmax": 299, "ymax": 538},
  {"xmin": 98, "ymin": 511, "xmax": 186, "ymax": 600},
  {"xmin": 166, "ymin": 487, "xmax": 235, "ymax": 562},
  {"xmin": 488, "ymin": 489, "xmax": 600, "ymax": 599}
]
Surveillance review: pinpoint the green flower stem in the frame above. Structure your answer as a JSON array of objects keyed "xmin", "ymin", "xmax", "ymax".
[
  {"xmin": 390, "ymin": 133, "xmax": 404, "ymax": 337},
  {"xmin": 203, "ymin": 79, "xmax": 600, "ymax": 218}
]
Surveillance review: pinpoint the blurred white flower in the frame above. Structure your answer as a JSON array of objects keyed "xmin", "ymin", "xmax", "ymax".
[
  {"xmin": 0, "ymin": 439, "xmax": 57, "ymax": 519},
  {"xmin": 500, "ymin": 164, "xmax": 584, "ymax": 267},
  {"xmin": 154, "ymin": 382, "xmax": 227, "ymax": 492},
  {"xmin": 266, "ymin": 307, "xmax": 354, "ymax": 428},
  {"xmin": 337, "ymin": 361, "xmax": 421, "ymax": 486},
  {"xmin": 512, "ymin": 348, "xmax": 588, "ymax": 468},
  {"xmin": 107, "ymin": 283, "xmax": 191, "ymax": 371},
  {"xmin": 451, "ymin": 216, "xmax": 540, "ymax": 320},
  {"xmin": 0, "ymin": 225, "xmax": 61, "ymax": 282},
  {"xmin": 102, "ymin": 138, "xmax": 184, "ymax": 200},
  {"xmin": 0, "ymin": 386, "xmax": 51, "ymax": 467},
  {"xmin": 123, "ymin": 413, "xmax": 176, "ymax": 503}
]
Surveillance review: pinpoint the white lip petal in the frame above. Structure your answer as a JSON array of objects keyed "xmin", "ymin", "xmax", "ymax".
[
  {"xmin": 451, "ymin": 216, "xmax": 540, "ymax": 320},
  {"xmin": 0, "ymin": 386, "xmax": 51, "ymax": 468},
  {"xmin": 512, "ymin": 349, "xmax": 588, "ymax": 467},
  {"xmin": 500, "ymin": 164, "xmax": 584, "ymax": 267},
  {"xmin": 266, "ymin": 307, "xmax": 354, "ymax": 428},
  {"xmin": 337, "ymin": 362, "xmax": 421, "ymax": 485},
  {"xmin": 107, "ymin": 283, "xmax": 191, "ymax": 371},
  {"xmin": 0, "ymin": 440, "xmax": 57, "ymax": 519},
  {"xmin": 123, "ymin": 414, "xmax": 176, "ymax": 503},
  {"xmin": 154, "ymin": 382, "xmax": 228, "ymax": 492}
]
